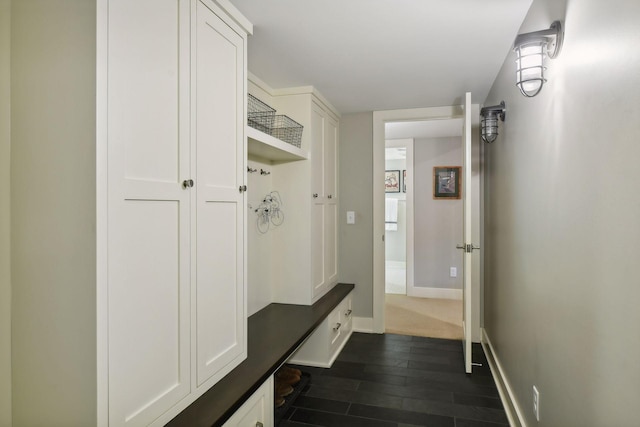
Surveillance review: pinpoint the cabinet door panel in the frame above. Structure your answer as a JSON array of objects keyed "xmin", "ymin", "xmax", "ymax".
[
  {"xmin": 107, "ymin": 0, "xmax": 191, "ymax": 425},
  {"xmin": 324, "ymin": 116, "xmax": 338, "ymax": 199},
  {"xmin": 196, "ymin": 202, "xmax": 243, "ymax": 386},
  {"xmin": 222, "ymin": 377, "xmax": 274, "ymax": 427},
  {"xmin": 311, "ymin": 202, "xmax": 325, "ymax": 297},
  {"xmin": 110, "ymin": 0, "xmax": 183, "ymax": 183},
  {"xmin": 311, "ymin": 105, "xmax": 325, "ymax": 196},
  {"xmin": 324, "ymin": 202, "xmax": 338, "ymax": 285},
  {"xmin": 110, "ymin": 201, "xmax": 189, "ymax": 426},
  {"xmin": 194, "ymin": 0, "xmax": 246, "ymax": 387}
]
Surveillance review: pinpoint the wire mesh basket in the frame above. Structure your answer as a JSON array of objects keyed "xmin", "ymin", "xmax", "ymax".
[
  {"xmin": 270, "ymin": 115, "xmax": 303, "ymax": 148},
  {"xmin": 247, "ymin": 93, "xmax": 276, "ymax": 133}
]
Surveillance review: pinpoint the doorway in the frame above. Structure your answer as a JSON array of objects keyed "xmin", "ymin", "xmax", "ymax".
[
  {"xmin": 383, "ymin": 120, "xmax": 464, "ymax": 339},
  {"xmin": 372, "ymin": 105, "xmax": 483, "ymax": 343}
]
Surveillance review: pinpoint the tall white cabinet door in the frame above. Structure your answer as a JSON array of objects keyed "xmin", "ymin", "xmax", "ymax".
[
  {"xmin": 324, "ymin": 116, "xmax": 338, "ymax": 285},
  {"xmin": 107, "ymin": 1, "xmax": 191, "ymax": 426},
  {"xmin": 311, "ymin": 105, "xmax": 326, "ymax": 297},
  {"xmin": 193, "ymin": 0, "xmax": 247, "ymax": 387}
]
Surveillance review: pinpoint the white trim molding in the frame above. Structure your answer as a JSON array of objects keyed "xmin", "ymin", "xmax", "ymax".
[
  {"xmin": 352, "ymin": 317, "xmax": 376, "ymax": 333},
  {"xmin": 407, "ymin": 286, "xmax": 462, "ymax": 300},
  {"xmin": 482, "ymin": 328, "xmax": 527, "ymax": 427}
]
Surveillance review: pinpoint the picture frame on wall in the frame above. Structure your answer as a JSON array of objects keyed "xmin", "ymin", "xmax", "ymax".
[
  {"xmin": 433, "ymin": 166, "xmax": 461, "ymax": 199},
  {"xmin": 385, "ymin": 170, "xmax": 401, "ymax": 193},
  {"xmin": 402, "ymin": 170, "xmax": 407, "ymax": 193}
]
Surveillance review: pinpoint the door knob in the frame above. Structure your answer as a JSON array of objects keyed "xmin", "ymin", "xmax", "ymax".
[
  {"xmin": 182, "ymin": 179, "xmax": 194, "ymax": 189},
  {"xmin": 312, "ymin": 193, "xmax": 319, "ymax": 198}
]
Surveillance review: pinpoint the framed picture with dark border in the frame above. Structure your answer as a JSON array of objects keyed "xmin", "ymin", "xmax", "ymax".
[
  {"xmin": 433, "ymin": 166, "xmax": 461, "ymax": 199},
  {"xmin": 385, "ymin": 170, "xmax": 401, "ymax": 193},
  {"xmin": 402, "ymin": 170, "xmax": 407, "ymax": 193}
]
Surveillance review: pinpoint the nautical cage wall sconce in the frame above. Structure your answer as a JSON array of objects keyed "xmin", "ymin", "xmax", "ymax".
[
  {"xmin": 514, "ymin": 20, "xmax": 564, "ymax": 97},
  {"xmin": 480, "ymin": 101, "xmax": 506, "ymax": 143}
]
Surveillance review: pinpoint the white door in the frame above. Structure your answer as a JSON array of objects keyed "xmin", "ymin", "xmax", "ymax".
[
  {"xmin": 194, "ymin": 0, "xmax": 246, "ymax": 387},
  {"xmin": 461, "ymin": 92, "xmax": 475, "ymax": 373},
  {"xmin": 107, "ymin": 1, "xmax": 191, "ymax": 425}
]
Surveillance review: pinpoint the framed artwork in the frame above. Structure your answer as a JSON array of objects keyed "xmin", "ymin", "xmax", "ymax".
[
  {"xmin": 402, "ymin": 170, "xmax": 407, "ymax": 193},
  {"xmin": 433, "ymin": 166, "xmax": 461, "ymax": 199},
  {"xmin": 385, "ymin": 170, "xmax": 401, "ymax": 193}
]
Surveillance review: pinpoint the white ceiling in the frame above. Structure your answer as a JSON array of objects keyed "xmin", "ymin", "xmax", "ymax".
[{"xmin": 228, "ymin": 0, "xmax": 533, "ymax": 114}]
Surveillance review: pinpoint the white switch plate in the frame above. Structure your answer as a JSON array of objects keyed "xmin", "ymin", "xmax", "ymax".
[
  {"xmin": 450, "ymin": 267, "xmax": 457, "ymax": 277},
  {"xmin": 346, "ymin": 211, "xmax": 355, "ymax": 224}
]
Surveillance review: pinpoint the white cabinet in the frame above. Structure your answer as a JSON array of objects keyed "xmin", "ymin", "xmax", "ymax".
[
  {"xmin": 288, "ymin": 292, "xmax": 353, "ymax": 368},
  {"xmin": 193, "ymin": 0, "xmax": 247, "ymax": 389},
  {"xmin": 106, "ymin": 0, "xmax": 250, "ymax": 425},
  {"xmin": 265, "ymin": 89, "xmax": 340, "ymax": 306},
  {"xmin": 222, "ymin": 377, "xmax": 274, "ymax": 427},
  {"xmin": 311, "ymin": 102, "xmax": 339, "ymax": 299}
]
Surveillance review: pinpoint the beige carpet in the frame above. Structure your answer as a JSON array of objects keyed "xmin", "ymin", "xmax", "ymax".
[{"xmin": 385, "ymin": 294, "xmax": 463, "ymax": 340}]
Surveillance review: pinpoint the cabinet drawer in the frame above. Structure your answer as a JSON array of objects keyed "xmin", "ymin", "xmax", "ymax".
[
  {"xmin": 288, "ymin": 291, "xmax": 353, "ymax": 368},
  {"xmin": 223, "ymin": 376, "xmax": 273, "ymax": 427},
  {"xmin": 328, "ymin": 307, "xmax": 342, "ymax": 347}
]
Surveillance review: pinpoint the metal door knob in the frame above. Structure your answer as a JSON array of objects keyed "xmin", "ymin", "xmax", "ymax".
[
  {"xmin": 313, "ymin": 193, "xmax": 318, "ymax": 198},
  {"xmin": 182, "ymin": 179, "xmax": 194, "ymax": 189}
]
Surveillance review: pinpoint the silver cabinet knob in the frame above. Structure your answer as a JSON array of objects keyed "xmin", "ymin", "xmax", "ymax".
[
  {"xmin": 333, "ymin": 322, "xmax": 342, "ymax": 332},
  {"xmin": 182, "ymin": 179, "xmax": 194, "ymax": 189},
  {"xmin": 313, "ymin": 193, "xmax": 318, "ymax": 198},
  {"xmin": 345, "ymin": 309, "xmax": 352, "ymax": 317},
  {"xmin": 239, "ymin": 185, "xmax": 247, "ymax": 193},
  {"xmin": 327, "ymin": 194, "xmax": 333, "ymax": 199}
]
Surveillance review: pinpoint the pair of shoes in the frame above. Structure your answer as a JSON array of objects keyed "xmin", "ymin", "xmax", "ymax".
[
  {"xmin": 276, "ymin": 366, "xmax": 301, "ymax": 386},
  {"xmin": 275, "ymin": 381, "xmax": 294, "ymax": 398},
  {"xmin": 279, "ymin": 365, "xmax": 302, "ymax": 377},
  {"xmin": 276, "ymin": 371, "xmax": 300, "ymax": 386}
]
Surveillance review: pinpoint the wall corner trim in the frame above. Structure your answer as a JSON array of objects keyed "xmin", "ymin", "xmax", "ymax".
[{"xmin": 481, "ymin": 328, "xmax": 527, "ymax": 427}]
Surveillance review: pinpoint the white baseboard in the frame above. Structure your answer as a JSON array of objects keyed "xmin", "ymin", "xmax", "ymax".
[
  {"xmin": 352, "ymin": 316, "xmax": 375, "ymax": 333},
  {"xmin": 481, "ymin": 328, "xmax": 526, "ymax": 427},
  {"xmin": 407, "ymin": 286, "xmax": 462, "ymax": 300}
]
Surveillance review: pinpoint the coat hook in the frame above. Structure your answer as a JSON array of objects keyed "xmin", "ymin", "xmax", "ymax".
[
  {"xmin": 247, "ymin": 167, "xmax": 258, "ymax": 173},
  {"xmin": 260, "ymin": 169, "xmax": 271, "ymax": 175}
]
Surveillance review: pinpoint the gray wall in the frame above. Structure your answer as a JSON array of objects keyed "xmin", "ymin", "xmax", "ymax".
[
  {"xmin": 10, "ymin": 1, "xmax": 97, "ymax": 425},
  {"xmin": 483, "ymin": 0, "xmax": 640, "ymax": 425},
  {"xmin": 414, "ymin": 137, "xmax": 463, "ymax": 290},
  {"xmin": 339, "ymin": 112, "xmax": 374, "ymax": 318},
  {"xmin": 0, "ymin": 0, "xmax": 11, "ymax": 424}
]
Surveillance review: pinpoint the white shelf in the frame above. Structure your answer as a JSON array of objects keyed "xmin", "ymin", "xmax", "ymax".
[{"xmin": 247, "ymin": 126, "xmax": 308, "ymax": 162}]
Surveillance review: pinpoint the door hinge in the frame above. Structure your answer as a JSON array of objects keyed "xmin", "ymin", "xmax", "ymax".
[{"xmin": 457, "ymin": 243, "xmax": 480, "ymax": 253}]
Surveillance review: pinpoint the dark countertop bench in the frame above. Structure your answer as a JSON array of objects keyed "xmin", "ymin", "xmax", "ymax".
[{"xmin": 166, "ymin": 283, "xmax": 355, "ymax": 427}]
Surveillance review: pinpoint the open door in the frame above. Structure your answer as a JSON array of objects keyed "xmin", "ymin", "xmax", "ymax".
[{"xmin": 460, "ymin": 92, "xmax": 476, "ymax": 374}]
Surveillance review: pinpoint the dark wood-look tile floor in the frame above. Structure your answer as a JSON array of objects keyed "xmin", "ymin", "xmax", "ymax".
[{"xmin": 279, "ymin": 333, "xmax": 508, "ymax": 427}]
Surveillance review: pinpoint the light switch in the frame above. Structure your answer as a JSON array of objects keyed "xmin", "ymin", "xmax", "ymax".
[
  {"xmin": 450, "ymin": 267, "xmax": 457, "ymax": 277},
  {"xmin": 346, "ymin": 211, "xmax": 355, "ymax": 224}
]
